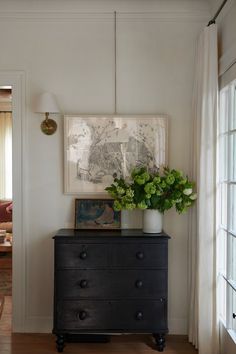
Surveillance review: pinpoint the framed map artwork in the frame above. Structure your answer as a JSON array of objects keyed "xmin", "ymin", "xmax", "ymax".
[{"xmin": 64, "ymin": 115, "xmax": 168, "ymax": 195}]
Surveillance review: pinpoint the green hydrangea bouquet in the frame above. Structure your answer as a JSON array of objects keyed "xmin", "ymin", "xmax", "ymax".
[{"xmin": 105, "ymin": 167, "xmax": 197, "ymax": 214}]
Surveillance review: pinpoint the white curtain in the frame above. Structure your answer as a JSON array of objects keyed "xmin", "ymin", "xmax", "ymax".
[
  {"xmin": 188, "ymin": 24, "xmax": 218, "ymax": 354},
  {"xmin": 0, "ymin": 111, "xmax": 12, "ymax": 199}
]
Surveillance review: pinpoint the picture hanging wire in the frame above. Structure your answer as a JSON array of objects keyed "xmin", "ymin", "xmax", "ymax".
[{"xmin": 114, "ymin": 11, "xmax": 117, "ymax": 114}]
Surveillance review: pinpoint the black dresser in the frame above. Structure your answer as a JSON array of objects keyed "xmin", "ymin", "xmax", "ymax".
[{"xmin": 53, "ymin": 229, "xmax": 170, "ymax": 352}]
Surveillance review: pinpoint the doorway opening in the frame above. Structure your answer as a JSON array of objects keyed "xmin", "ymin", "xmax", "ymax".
[{"xmin": 0, "ymin": 86, "xmax": 12, "ymax": 334}]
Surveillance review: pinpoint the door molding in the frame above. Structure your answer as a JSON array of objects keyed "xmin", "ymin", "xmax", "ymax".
[{"xmin": 0, "ymin": 71, "xmax": 26, "ymax": 331}]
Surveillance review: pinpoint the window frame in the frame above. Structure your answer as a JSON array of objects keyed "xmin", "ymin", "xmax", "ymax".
[{"xmin": 218, "ymin": 79, "xmax": 236, "ymax": 337}]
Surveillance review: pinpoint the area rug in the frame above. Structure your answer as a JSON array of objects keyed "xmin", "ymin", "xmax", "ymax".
[
  {"xmin": 0, "ymin": 296, "xmax": 12, "ymax": 334},
  {"xmin": 0, "ymin": 295, "xmax": 4, "ymax": 319},
  {"xmin": 0, "ymin": 269, "xmax": 12, "ymax": 295}
]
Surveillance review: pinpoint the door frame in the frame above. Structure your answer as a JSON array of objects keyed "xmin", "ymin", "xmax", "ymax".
[{"xmin": 0, "ymin": 71, "xmax": 26, "ymax": 331}]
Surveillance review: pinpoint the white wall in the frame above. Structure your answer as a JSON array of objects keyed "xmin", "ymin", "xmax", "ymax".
[{"xmin": 0, "ymin": 0, "xmax": 210, "ymax": 333}]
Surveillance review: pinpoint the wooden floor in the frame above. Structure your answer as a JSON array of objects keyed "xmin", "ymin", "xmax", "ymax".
[{"xmin": 0, "ymin": 298, "xmax": 198, "ymax": 354}]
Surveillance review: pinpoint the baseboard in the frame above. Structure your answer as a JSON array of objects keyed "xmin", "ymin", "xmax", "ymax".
[{"xmin": 23, "ymin": 316, "xmax": 53, "ymax": 333}]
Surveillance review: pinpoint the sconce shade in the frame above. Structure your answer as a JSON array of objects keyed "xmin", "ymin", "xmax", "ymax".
[
  {"xmin": 35, "ymin": 92, "xmax": 60, "ymax": 113},
  {"xmin": 35, "ymin": 92, "xmax": 60, "ymax": 135}
]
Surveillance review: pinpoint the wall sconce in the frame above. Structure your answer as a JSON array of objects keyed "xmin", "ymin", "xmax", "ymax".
[{"xmin": 35, "ymin": 92, "xmax": 60, "ymax": 135}]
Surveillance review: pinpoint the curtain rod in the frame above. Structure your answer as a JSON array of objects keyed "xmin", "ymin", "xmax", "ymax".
[{"xmin": 208, "ymin": 0, "xmax": 228, "ymax": 26}]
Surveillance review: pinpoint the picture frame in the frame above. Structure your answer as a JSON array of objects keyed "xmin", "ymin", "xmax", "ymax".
[
  {"xmin": 64, "ymin": 115, "xmax": 168, "ymax": 195},
  {"xmin": 74, "ymin": 199, "xmax": 121, "ymax": 230}
]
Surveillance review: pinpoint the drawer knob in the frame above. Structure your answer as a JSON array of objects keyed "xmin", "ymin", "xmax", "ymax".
[
  {"xmin": 135, "ymin": 280, "xmax": 143, "ymax": 288},
  {"xmin": 135, "ymin": 311, "xmax": 143, "ymax": 321},
  {"xmin": 78, "ymin": 311, "xmax": 87, "ymax": 320},
  {"xmin": 136, "ymin": 251, "xmax": 144, "ymax": 260},
  {"xmin": 79, "ymin": 251, "xmax": 87, "ymax": 260},
  {"xmin": 80, "ymin": 279, "xmax": 88, "ymax": 288}
]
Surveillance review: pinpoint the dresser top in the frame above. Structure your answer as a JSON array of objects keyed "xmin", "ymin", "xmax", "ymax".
[{"xmin": 54, "ymin": 229, "xmax": 170, "ymax": 239}]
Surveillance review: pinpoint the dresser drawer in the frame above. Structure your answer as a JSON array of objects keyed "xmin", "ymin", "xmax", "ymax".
[
  {"xmin": 56, "ymin": 269, "xmax": 167, "ymax": 299},
  {"xmin": 56, "ymin": 300, "xmax": 111, "ymax": 330},
  {"xmin": 111, "ymin": 299, "xmax": 167, "ymax": 331},
  {"xmin": 56, "ymin": 299, "xmax": 167, "ymax": 331},
  {"xmin": 55, "ymin": 243, "xmax": 108, "ymax": 269},
  {"xmin": 111, "ymin": 243, "xmax": 168, "ymax": 268}
]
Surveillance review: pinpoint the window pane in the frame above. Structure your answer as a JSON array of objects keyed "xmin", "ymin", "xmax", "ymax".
[
  {"xmin": 220, "ymin": 89, "xmax": 229, "ymax": 133},
  {"xmin": 229, "ymin": 184, "xmax": 236, "ymax": 233},
  {"xmin": 230, "ymin": 133, "xmax": 236, "ymax": 181},
  {"xmin": 230, "ymin": 84, "xmax": 236, "ymax": 131},
  {"xmin": 219, "ymin": 135, "xmax": 228, "ymax": 181},
  {"xmin": 219, "ymin": 276, "xmax": 227, "ymax": 322},
  {"xmin": 233, "ymin": 290, "xmax": 236, "ymax": 332},
  {"xmin": 220, "ymin": 183, "xmax": 228, "ymax": 228},
  {"xmin": 230, "ymin": 234, "xmax": 236, "ymax": 283},
  {"xmin": 218, "ymin": 229, "xmax": 227, "ymax": 276}
]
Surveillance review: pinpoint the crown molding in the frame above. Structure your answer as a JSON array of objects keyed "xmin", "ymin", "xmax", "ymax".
[{"xmin": 0, "ymin": 10, "xmax": 209, "ymax": 23}]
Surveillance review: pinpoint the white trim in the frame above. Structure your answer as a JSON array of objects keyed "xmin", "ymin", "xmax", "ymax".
[
  {"xmin": 220, "ymin": 321, "xmax": 236, "ymax": 353},
  {"xmin": 0, "ymin": 71, "xmax": 26, "ymax": 332},
  {"xmin": 0, "ymin": 10, "xmax": 209, "ymax": 23},
  {"xmin": 219, "ymin": 42, "xmax": 236, "ymax": 77},
  {"xmin": 24, "ymin": 316, "xmax": 52, "ymax": 333},
  {"xmin": 217, "ymin": 0, "xmax": 236, "ymax": 78}
]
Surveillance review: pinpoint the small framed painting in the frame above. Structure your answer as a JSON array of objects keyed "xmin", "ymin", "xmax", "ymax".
[{"xmin": 75, "ymin": 199, "xmax": 121, "ymax": 230}]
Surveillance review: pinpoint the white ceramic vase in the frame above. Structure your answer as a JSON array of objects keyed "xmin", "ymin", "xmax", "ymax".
[
  {"xmin": 121, "ymin": 210, "xmax": 143, "ymax": 229},
  {"xmin": 143, "ymin": 209, "xmax": 162, "ymax": 233}
]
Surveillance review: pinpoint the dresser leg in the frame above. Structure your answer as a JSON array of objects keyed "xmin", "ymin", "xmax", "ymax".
[
  {"xmin": 153, "ymin": 333, "xmax": 166, "ymax": 352},
  {"xmin": 56, "ymin": 334, "xmax": 65, "ymax": 352}
]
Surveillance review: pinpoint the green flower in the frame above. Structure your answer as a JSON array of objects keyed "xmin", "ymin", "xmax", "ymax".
[
  {"xmin": 142, "ymin": 171, "xmax": 150, "ymax": 182},
  {"xmin": 105, "ymin": 166, "xmax": 196, "ymax": 215},
  {"xmin": 179, "ymin": 178, "xmax": 187, "ymax": 185},
  {"xmin": 172, "ymin": 170, "xmax": 183, "ymax": 178},
  {"xmin": 125, "ymin": 203, "xmax": 136, "ymax": 210},
  {"xmin": 126, "ymin": 188, "xmax": 134, "ymax": 198},
  {"xmin": 153, "ymin": 176, "xmax": 161, "ymax": 184},
  {"xmin": 117, "ymin": 186, "xmax": 125, "ymax": 195},
  {"xmin": 137, "ymin": 201, "xmax": 148, "ymax": 209},
  {"xmin": 144, "ymin": 182, "xmax": 156, "ymax": 195},
  {"xmin": 183, "ymin": 188, "xmax": 192, "ymax": 196},
  {"xmin": 166, "ymin": 174, "xmax": 175, "ymax": 185},
  {"xmin": 160, "ymin": 181, "xmax": 166, "ymax": 188},
  {"xmin": 113, "ymin": 200, "xmax": 122, "ymax": 211},
  {"xmin": 134, "ymin": 176, "xmax": 146, "ymax": 185},
  {"xmin": 189, "ymin": 193, "xmax": 197, "ymax": 200}
]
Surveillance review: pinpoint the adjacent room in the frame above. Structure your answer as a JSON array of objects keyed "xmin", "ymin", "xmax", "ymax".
[
  {"xmin": 0, "ymin": 1, "xmax": 235, "ymax": 354},
  {"xmin": 0, "ymin": 87, "xmax": 12, "ymax": 334}
]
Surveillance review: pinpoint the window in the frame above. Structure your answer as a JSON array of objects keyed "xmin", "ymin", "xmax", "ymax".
[{"xmin": 218, "ymin": 80, "xmax": 236, "ymax": 337}]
